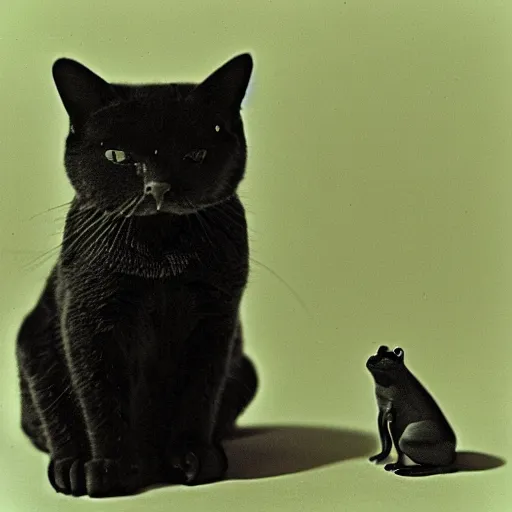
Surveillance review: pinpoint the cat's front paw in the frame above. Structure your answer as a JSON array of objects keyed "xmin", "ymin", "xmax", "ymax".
[
  {"xmin": 167, "ymin": 442, "xmax": 228, "ymax": 485},
  {"xmin": 84, "ymin": 458, "xmax": 140, "ymax": 497},
  {"xmin": 48, "ymin": 457, "xmax": 86, "ymax": 496}
]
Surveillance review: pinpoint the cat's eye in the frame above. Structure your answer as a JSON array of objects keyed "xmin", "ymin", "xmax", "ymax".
[
  {"xmin": 183, "ymin": 149, "xmax": 207, "ymax": 164},
  {"xmin": 105, "ymin": 149, "xmax": 130, "ymax": 164},
  {"xmin": 214, "ymin": 125, "xmax": 221, "ymax": 133}
]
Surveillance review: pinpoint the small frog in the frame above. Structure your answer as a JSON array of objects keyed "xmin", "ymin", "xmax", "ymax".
[{"xmin": 366, "ymin": 345, "xmax": 457, "ymax": 476}]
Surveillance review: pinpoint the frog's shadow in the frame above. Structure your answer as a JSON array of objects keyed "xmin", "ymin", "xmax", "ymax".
[
  {"xmin": 453, "ymin": 451, "xmax": 505, "ymax": 473},
  {"xmin": 223, "ymin": 426, "xmax": 505, "ymax": 480}
]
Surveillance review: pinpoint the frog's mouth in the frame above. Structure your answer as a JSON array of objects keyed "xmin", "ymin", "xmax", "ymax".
[{"xmin": 366, "ymin": 355, "xmax": 383, "ymax": 370}]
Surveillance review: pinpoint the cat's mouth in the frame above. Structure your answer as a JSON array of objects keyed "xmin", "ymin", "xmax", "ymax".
[
  {"xmin": 130, "ymin": 192, "xmax": 233, "ymax": 217},
  {"xmin": 132, "ymin": 195, "xmax": 200, "ymax": 216}
]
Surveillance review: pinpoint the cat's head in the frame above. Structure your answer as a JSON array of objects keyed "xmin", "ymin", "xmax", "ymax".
[{"xmin": 52, "ymin": 54, "xmax": 253, "ymax": 216}]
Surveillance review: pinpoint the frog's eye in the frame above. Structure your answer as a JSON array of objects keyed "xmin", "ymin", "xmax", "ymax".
[
  {"xmin": 105, "ymin": 149, "xmax": 130, "ymax": 164},
  {"xmin": 393, "ymin": 347, "xmax": 404, "ymax": 358}
]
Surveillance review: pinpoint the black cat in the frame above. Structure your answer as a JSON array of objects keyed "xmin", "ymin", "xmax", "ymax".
[{"xmin": 16, "ymin": 54, "xmax": 258, "ymax": 497}]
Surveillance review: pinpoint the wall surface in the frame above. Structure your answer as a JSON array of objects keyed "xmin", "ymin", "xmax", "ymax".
[{"xmin": 0, "ymin": 1, "xmax": 511, "ymax": 510}]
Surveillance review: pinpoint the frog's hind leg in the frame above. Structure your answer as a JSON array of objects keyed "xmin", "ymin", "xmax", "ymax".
[
  {"xmin": 393, "ymin": 465, "xmax": 458, "ymax": 477},
  {"xmin": 388, "ymin": 420, "xmax": 456, "ymax": 476}
]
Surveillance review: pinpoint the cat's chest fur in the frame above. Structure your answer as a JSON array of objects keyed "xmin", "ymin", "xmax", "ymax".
[
  {"xmin": 61, "ymin": 197, "xmax": 248, "ymax": 282},
  {"xmin": 57, "ymin": 263, "xmax": 220, "ymax": 391},
  {"xmin": 115, "ymin": 278, "xmax": 198, "ymax": 370},
  {"xmin": 57, "ymin": 198, "xmax": 248, "ymax": 345}
]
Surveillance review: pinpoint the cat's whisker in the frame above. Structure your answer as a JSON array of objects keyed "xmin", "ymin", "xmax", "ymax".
[
  {"xmin": 86, "ymin": 218, "xmax": 119, "ymax": 265},
  {"xmin": 57, "ymin": 210, "xmax": 89, "ymax": 237},
  {"xmin": 65, "ymin": 197, "xmax": 135, "ymax": 259},
  {"xmin": 108, "ymin": 196, "xmax": 140, "ymax": 219},
  {"xmin": 65, "ymin": 203, "xmax": 104, "ymax": 231},
  {"xmin": 23, "ymin": 255, "xmax": 58, "ymax": 274},
  {"xmin": 88, "ymin": 197, "xmax": 138, "ymax": 264},
  {"xmin": 213, "ymin": 198, "xmax": 250, "ymax": 226},
  {"xmin": 39, "ymin": 383, "xmax": 72, "ymax": 415},
  {"xmin": 22, "ymin": 244, "xmax": 64, "ymax": 271},
  {"xmin": 193, "ymin": 206, "xmax": 217, "ymax": 254},
  {"xmin": 249, "ymin": 257, "xmax": 311, "ymax": 316},
  {"xmin": 211, "ymin": 202, "xmax": 256, "ymax": 240},
  {"xmin": 38, "ymin": 200, "xmax": 92, "ymax": 233},
  {"xmin": 89, "ymin": 197, "xmax": 143, "ymax": 264},
  {"xmin": 220, "ymin": 200, "xmax": 246, "ymax": 220},
  {"xmin": 108, "ymin": 216, "xmax": 129, "ymax": 254},
  {"xmin": 81, "ymin": 197, "xmax": 138, "ymax": 263},
  {"xmin": 27, "ymin": 201, "xmax": 73, "ymax": 221},
  {"xmin": 61, "ymin": 211, "xmax": 111, "ymax": 260},
  {"xmin": 91, "ymin": 196, "xmax": 141, "ymax": 264},
  {"xmin": 197, "ymin": 216, "xmax": 215, "ymax": 251},
  {"xmin": 197, "ymin": 203, "xmax": 307, "ymax": 314},
  {"xmin": 124, "ymin": 217, "xmax": 134, "ymax": 248},
  {"xmin": 126, "ymin": 195, "xmax": 146, "ymax": 217},
  {"xmin": 109, "ymin": 198, "xmax": 140, "ymax": 252},
  {"xmin": 119, "ymin": 196, "xmax": 141, "ymax": 219},
  {"xmin": 211, "ymin": 203, "xmax": 245, "ymax": 228},
  {"xmin": 64, "ymin": 207, "xmax": 127, "ymax": 261},
  {"xmin": 41, "ymin": 359, "xmax": 59, "ymax": 381},
  {"xmin": 22, "ymin": 205, "xmax": 94, "ymax": 270},
  {"xmin": 65, "ymin": 205, "xmax": 92, "ymax": 223}
]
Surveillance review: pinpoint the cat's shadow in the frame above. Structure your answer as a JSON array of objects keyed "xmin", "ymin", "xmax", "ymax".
[
  {"xmin": 141, "ymin": 425, "xmax": 505, "ymax": 494},
  {"xmin": 223, "ymin": 425, "xmax": 374, "ymax": 479}
]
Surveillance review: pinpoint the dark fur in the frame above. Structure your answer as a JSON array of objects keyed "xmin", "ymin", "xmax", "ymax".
[
  {"xmin": 16, "ymin": 54, "xmax": 258, "ymax": 497},
  {"xmin": 366, "ymin": 346, "xmax": 457, "ymax": 477}
]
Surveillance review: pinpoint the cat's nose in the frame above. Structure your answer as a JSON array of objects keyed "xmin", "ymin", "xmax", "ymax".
[{"xmin": 145, "ymin": 181, "xmax": 170, "ymax": 211}]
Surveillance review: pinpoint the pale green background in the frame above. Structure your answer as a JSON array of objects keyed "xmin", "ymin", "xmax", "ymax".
[{"xmin": 1, "ymin": 0, "xmax": 511, "ymax": 510}]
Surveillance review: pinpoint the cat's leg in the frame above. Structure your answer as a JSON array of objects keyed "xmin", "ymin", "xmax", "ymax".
[
  {"xmin": 60, "ymin": 283, "xmax": 148, "ymax": 497},
  {"xmin": 164, "ymin": 312, "xmax": 238, "ymax": 485},
  {"xmin": 17, "ymin": 293, "xmax": 90, "ymax": 496},
  {"xmin": 214, "ymin": 354, "xmax": 258, "ymax": 440},
  {"xmin": 19, "ymin": 370, "xmax": 48, "ymax": 453},
  {"xmin": 213, "ymin": 321, "xmax": 257, "ymax": 439}
]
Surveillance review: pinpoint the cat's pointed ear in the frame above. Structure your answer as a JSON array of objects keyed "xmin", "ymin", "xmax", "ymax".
[
  {"xmin": 52, "ymin": 58, "xmax": 117, "ymax": 124},
  {"xmin": 190, "ymin": 53, "xmax": 253, "ymax": 112}
]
